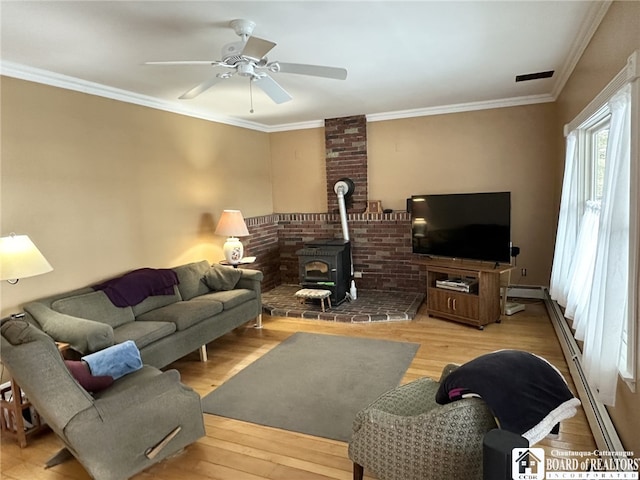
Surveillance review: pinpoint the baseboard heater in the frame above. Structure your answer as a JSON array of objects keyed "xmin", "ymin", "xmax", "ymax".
[{"xmin": 540, "ymin": 287, "xmax": 626, "ymax": 454}]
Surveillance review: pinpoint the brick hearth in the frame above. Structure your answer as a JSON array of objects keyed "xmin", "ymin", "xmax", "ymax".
[{"xmin": 262, "ymin": 284, "xmax": 424, "ymax": 323}]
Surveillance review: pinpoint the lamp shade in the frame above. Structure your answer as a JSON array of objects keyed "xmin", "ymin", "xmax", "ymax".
[
  {"xmin": 0, "ymin": 233, "xmax": 53, "ymax": 281},
  {"xmin": 214, "ymin": 210, "xmax": 249, "ymax": 237}
]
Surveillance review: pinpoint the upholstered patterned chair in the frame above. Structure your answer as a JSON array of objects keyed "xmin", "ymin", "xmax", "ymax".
[{"xmin": 348, "ymin": 364, "xmax": 497, "ymax": 480}]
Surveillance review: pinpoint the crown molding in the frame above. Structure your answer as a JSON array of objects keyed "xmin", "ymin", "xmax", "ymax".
[
  {"xmin": 550, "ymin": 1, "xmax": 612, "ymax": 100},
  {"xmin": 264, "ymin": 120, "xmax": 324, "ymax": 132},
  {"xmin": 0, "ymin": 61, "xmax": 272, "ymax": 132},
  {"xmin": 2, "ymin": 40, "xmax": 596, "ymax": 133},
  {"xmin": 366, "ymin": 94, "xmax": 555, "ymax": 123}
]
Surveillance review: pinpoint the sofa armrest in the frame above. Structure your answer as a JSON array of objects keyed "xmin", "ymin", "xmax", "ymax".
[
  {"xmin": 92, "ymin": 369, "xmax": 190, "ymax": 417},
  {"xmin": 360, "ymin": 396, "xmax": 492, "ymax": 431},
  {"xmin": 237, "ymin": 268, "xmax": 263, "ymax": 293},
  {"xmin": 23, "ymin": 302, "xmax": 114, "ymax": 354}
]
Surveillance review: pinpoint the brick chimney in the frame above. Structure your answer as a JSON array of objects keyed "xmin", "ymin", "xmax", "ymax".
[{"xmin": 324, "ymin": 115, "xmax": 368, "ymax": 213}]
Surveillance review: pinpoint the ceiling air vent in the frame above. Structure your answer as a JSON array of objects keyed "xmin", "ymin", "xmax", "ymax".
[{"xmin": 515, "ymin": 70, "xmax": 554, "ymax": 82}]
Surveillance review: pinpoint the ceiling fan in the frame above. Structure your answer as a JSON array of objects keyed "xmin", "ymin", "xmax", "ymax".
[{"xmin": 145, "ymin": 19, "xmax": 347, "ymax": 106}]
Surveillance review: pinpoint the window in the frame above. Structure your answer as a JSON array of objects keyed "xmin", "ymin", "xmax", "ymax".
[
  {"xmin": 588, "ymin": 118, "xmax": 609, "ymax": 201},
  {"xmin": 551, "ymin": 50, "xmax": 639, "ymax": 404},
  {"xmin": 578, "ymin": 107, "xmax": 610, "ymax": 205},
  {"xmin": 579, "ymin": 110, "xmax": 634, "ymax": 383}
]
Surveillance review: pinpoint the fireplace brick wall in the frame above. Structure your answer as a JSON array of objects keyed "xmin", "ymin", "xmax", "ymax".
[
  {"xmin": 242, "ymin": 215, "xmax": 281, "ymax": 292},
  {"xmin": 242, "ymin": 213, "xmax": 424, "ymax": 295}
]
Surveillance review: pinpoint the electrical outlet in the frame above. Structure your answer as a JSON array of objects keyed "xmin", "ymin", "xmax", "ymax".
[
  {"xmin": 354, "ymin": 271, "xmax": 363, "ymax": 278},
  {"xmin": 521, "ymin": 268, "xmax": 527, "ymax": 277}
]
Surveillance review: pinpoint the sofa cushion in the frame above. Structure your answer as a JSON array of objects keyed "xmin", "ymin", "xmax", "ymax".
[
  {"xmin": 52, "ymin": 291, "xmax": 134, "ymax": 328},
  {"xmin": 191, "ymin": 289, "xmax": 256, "ymax": 310},
  {"xmin": 131, "ymin": 285, "xmax": 182, "ymax": 317},
  {"xmin": 135, "ymin": 301, "xmax": 223, "ymax": 331},
  {"xmin": 112, "ymin": 321, "xmax": 176, "ymax": 349},
  {"xmin": 202, "ymin": 265, "xmax": 242, "ymax": 291},
  {"xmin": 173, "ymin": 261, "xmax": 210, "ymax": 301}
]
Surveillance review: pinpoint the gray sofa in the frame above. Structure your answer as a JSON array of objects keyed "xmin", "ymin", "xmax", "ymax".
[{"xmin": 24, "ymin": 260, "xmax": 263, "ymax": 368}]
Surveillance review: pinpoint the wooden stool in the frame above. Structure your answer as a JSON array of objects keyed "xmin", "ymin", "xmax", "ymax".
[{"xmin": 295, "ymin": 289, "xmax": 332, "ymax": 312}]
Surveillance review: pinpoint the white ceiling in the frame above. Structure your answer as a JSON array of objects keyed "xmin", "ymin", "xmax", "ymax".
[{"xmin": 0, "ymin": 1, "xmax": 609, "ymax": 132}]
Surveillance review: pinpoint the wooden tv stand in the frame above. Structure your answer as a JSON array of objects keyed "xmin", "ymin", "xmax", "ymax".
[{"xmin": 418, "ymin": 258, "xmax": 513, "ymax": 329}]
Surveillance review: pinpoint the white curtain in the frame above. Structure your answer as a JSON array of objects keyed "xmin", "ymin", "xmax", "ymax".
[
  {"xmin": 565, "ymin": 201, "xmax": 600, "ymax": 338},
  {"xmin": 582, "ymin": 85, "xmax": 632, "ymax": 406},
  {"xmin": 549, "ymin": 132, "xmax": 579, "ymax": 306}
]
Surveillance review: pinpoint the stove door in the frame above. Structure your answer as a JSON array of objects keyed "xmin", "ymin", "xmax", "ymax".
[{"xmin": 303, "ymin": 260, "xmax": 333, "ymax": 282}]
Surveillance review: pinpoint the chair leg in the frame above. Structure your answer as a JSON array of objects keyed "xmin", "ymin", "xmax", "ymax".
[
  {"xmin": 44, "ymin": 448, "xmax": 74, "ymax": 469},
  {"xmin": 353, "ymin": 462, "xmax": 364, "ymax": 480}
]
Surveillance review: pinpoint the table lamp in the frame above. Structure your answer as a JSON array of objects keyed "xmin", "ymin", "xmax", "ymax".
[
  {"xmin": 0, "ymin": 233, "xmax": 53, "ymax": 284},
  {"xmin": 214, "ymin": 210, "xmax": 249, "ymax": 264}
]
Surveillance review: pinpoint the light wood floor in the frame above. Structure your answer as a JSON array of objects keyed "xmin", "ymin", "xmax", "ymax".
[{"xmin": 1, "ymin": 299, "xmax": 596, "ymax": 480}]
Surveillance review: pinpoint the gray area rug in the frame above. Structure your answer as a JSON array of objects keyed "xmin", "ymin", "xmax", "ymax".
[{"xmin": 201, "ymin": 332, "xmax": 419, "ymax": 442}]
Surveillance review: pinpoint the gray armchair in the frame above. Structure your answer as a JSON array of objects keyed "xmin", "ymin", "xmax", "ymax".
[
  {"xmin": 348, "ymin": 364, "xmax": 497, "ymax": 480},
  {"xmin": 1, "ymin": 316, "xmax": 205, "ymax": 480}
]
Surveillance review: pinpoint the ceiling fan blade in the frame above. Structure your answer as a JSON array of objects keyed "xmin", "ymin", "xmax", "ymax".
[
  {"xmin": 274, "ymin": 62, "xmax": 347, "ymax": 80},
  {"xmin": 241, "ymin": 36, "xmax": 276, "ymax": 60},
  {"xmin": 145, "ymin": 60, "xmax": 222, "ymax": 66},
  {"xmin": 253, "ymin": 75, "xmax": 292, "ymax": 104},
  {"xmin": 179, "ymin": 76, "xmax": 225, "ymax": 99}
]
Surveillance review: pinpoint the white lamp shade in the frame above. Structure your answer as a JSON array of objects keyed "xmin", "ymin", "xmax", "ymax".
[
  {"xmin": 214, "ymin": 210, "xmax": 249, "ymax": 237},
  {"xmin": 0, "ymin": 234, "xmax": 53, "ymax": 281}
]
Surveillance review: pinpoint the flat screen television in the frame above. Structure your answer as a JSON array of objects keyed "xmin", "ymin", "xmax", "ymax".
[{"xmin": 411, "ymin": 191, "xmax": 511, "ymax": 263}]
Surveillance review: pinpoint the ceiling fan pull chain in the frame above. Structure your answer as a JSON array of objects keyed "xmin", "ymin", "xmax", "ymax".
[{"xmin": 249, "ymin": 78, "xmax": 255, "ymax": 114}]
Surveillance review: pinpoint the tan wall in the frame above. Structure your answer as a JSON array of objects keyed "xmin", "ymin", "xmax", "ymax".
[
  {"xmin": 1, "ymin": 77, "xmax": 272, "ymax": 316},
  {"xmin": 368, "ymin": 105, "xmax": 560, "ymax": 287},
  {"xmin": 555, "ymin": 0, "xmax": 640, "ymax": 456},
  {"xmin": 270, "ymin": 128, "xmax": 327, "ymax": 213}
]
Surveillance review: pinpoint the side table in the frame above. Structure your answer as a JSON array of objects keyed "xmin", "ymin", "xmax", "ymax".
[
  {"xmin": 0, "ymin": 342, "xmax": 69, "ymax": 447},
  {"xmin": 219, "ymin": 256, "xmax": 256, "ymax": 268}
]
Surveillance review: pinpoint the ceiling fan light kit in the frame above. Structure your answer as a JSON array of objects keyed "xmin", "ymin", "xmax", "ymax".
[{"xmin": 146, "ymin": 19, "xmax": 347, "ymax": 110}]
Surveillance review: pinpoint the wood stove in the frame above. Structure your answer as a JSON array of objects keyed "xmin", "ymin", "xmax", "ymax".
[{"xmin": 296, "ymin": 239, "xmax": 351, "ymax": 305}]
